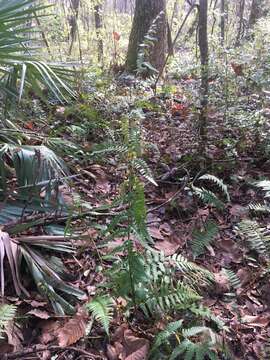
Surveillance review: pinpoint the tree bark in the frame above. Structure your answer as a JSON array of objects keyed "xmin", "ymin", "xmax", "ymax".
[
  {"xmin": 198, "ymin": 0, "xmax": 208, "ymax": 142},
  {"xmin": 235, "ymin": 0, "xmax": 245, "ymax": 46},
  {"xmin": 126, "ymin": 0, "xmax": 167, "ymax": 73},
  {"xmin": 220, "ymin": 0, "xmax": 226, "ymax": 46},
  {"xmin": 68, "ymin": 0, "xmax": 80, "ymax": 55},
  {"xmin": 249, "ymin": 0, "xmax": 263, "ymax": 28},
  {"xmin": 94, "ymin": 4, "xmax": 104, "ymax": 64}
]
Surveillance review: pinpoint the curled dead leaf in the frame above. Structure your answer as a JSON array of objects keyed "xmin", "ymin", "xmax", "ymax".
[{"xmin": 57, "ymin": 309, "xmax": 88, "ymax": 347}]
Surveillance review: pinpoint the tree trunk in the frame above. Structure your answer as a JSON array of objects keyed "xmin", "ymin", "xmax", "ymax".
[
  {"xmin": 68, "ymin": 0, "xmax": 80, "ymax": 55},
  {"xmin": 249, "ymin": 0, "xmax": 263, "ymax": 28},
  {"xmin": 220, "ymin": 0, "xmax": 226, "ymax": 46},
  {"xmin": 126, "ymin": 0, "xmax": 167, "ymax": 73},
  {"xmin": 198, "ymin": 0, "xmax": 208, "ymax": 143},
  {"xmin": 94, "ymin": 4, "xmax": 104, "ymax": 64},
  {"xmin": 235, "ymin": 0, "xmax": 245, "ymax": 46}
]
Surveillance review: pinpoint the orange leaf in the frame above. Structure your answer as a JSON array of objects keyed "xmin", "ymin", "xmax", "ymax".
[
  {"xmin": 24, "ymin": 121, "xmax": 34, "ymax": 130},
  {"xmin": 231, "ymin": 62, "xmax": 244, "ymax": 76},
  {"xmin": 113, "ymin": 31, "xmax": 121, "ymax": 41}
]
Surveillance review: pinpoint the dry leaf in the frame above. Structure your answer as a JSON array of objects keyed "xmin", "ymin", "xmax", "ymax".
[
  {"xmin": 57, "ymin": 309, "xmax": 88, "ymax": 347},
  {"xmin": 155, "ymin": 239, "xmax": 179, "ymax": 256},
  {"xmin": 124, "ymin": 330, "xmax": 149, "ymax": 360},
  {"xmin": 27, "ymin": 309, "xmax": 50, "ymax": 319},
  {"xmin": 148, "ymin": 227, "xmax": 164, "ymax": 240},
  {"xmin": 39, "ymin": 320, "xmax": 62, "ymax": 344},
  {"xmin": 113, "ymin": 31, "xmax": 121, "ymax": 41},
  {"xmin": 241, "ymin": 315, "xmax": 270, "ymax": 328}
]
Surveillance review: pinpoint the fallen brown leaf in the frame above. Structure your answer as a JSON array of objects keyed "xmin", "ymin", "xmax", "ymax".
[
  {"xmin": 57, "ymin": 309, "xmax": 88, "ymax": 347},
  {"xmin": 27, "ymin": 309, "xmax": 50, "ymax": 319},
  {"xmin": 241, "ymin": 315, "xmax": 270, "ymax": 328}
]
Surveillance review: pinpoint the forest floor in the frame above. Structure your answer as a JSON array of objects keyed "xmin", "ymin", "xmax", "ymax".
[{"xmin": 2, "ymin": 74, "xmax": 270, "ymax": 360}]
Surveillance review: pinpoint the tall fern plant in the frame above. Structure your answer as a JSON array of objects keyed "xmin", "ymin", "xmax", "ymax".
[{"xmin": 86, "ymin": 114, "xmax": 225, "ymax": 349}]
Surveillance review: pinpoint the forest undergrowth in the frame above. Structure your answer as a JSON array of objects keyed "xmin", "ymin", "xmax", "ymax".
[{"xmin": 1, "ymin": 67, "xmax": 270, "ymax": 359}]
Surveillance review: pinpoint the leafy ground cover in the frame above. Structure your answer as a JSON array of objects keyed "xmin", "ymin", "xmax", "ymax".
[{"xmin": 1, "ymin": 66, "xmax": 270, "ymax": 359}]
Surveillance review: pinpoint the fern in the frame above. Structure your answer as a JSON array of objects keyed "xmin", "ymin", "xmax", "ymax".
[
  {"xmin": 86, "ymin": 295, "xmax": 114, "ymax": 335},
  {"xmin": 237, "ymin": 220, "xmax": 270, "ymax": 256},
  {"xmin": 131, "ymin": 158, "xmax": 158, "ymax": 186},
  {"xmin": 151, "ymin": 324, "xmax": 219, "ymax": 360},
  {"xmin": 89, "ymin": 143, "xmax": 128, "ymax": 159},
  {"xmin": 254, "ymin": 180, "xmax": 270, "ymax": 196},
  {"xmin": 190, "ymin": 305, "xmax": 225, "ymax": 330},
  {"xmin": 198, "ymin": 174, "xmax": 230, "ymax": 202},
  {"xmin": 0, "ymin": 304, "xmax": 17, "ymax": 338},
  {"xmin": 145, "ymin": 250, "xmax": 214, "ymax": 285},
  {"xmin": 136, "ymin": 11, "xmax": 165, "ymax": 75},
  {"xmin": 151, "ymin": 320, "xmax": 183, "ymax": 352},
  {"xmin": 191, "ymin": 221, "xmax": 219, "ymax": 257},
  {"xmin": 169, "ymin": 338, "xmax": 218, "ymax": 360},
  {"xmin": 170, "ymin": 253, "xmax": 214, "ymax": 284},
  {"xmin": 223, "ymin": 269, "xmax": 241, "ymax": 290},
  {"xmin": 192, "ymin": 185, "xmax": 224, "ymax": 209},
  {"xmin": 248, "ymin": 202, "xmax": 270, "ymax": 214},
  {"xmin": 141, "ymin": 282, "xmax": 201, "ymax": 317}
]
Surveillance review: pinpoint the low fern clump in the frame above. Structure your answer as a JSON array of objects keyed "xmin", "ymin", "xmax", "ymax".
[{"xmin": 84, "ymin": 113, "xmax": 226, "ymax": 359}]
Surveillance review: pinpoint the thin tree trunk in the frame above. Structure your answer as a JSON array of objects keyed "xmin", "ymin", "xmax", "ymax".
[
  {"xmin": 94, "ymin": 4, "xmax": 104, "ymax": 64},
  {"xmin": 220, "ymin": 0, "xmax": 226, "ymax": 46},
  {"xmin": 249, "ymin": 0, "xmax": 262, "ymax": 28},
  {"xmin": 198, "ymin": 0, "xmax": 209, "ymax": 143},
  {"xmin": 235, "ymin": 0, "xmax": 245, "ymax": 46},
  {"xmin": 68, "ymin": 0, "xmax": 80, "ymax": 56},
  {"xmin": 211, "ymin": 0, "xmax": 218, "ymax": 36}
]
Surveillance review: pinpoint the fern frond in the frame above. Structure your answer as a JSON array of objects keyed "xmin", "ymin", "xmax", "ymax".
[
  {"xmin": 86, "ymin": 296, "xmax": 114, "ymax": 335},
  {"xmin": 169, "ymin": 338, "xmax": 218, "ymax": 360},
  {"xmin": 145, "ymin": 250, "xmax": 213, "ymax": 285},
  {"xmin": 0, "ymin": 304, "xmax": 17, "ymax": 338},
  {"xmin": 223, "ymin": 269, "xmax": 241, "ymax": 290},
  {"xmin": 198, "ymin": 174, "xmax": 230, "ymax": 202},
  {"xmin": 131, "ymin": 158, "xmax": 157, "ymax": 186},
  {"xmin": 151, "ymin": 320, "xmax": 183, "ymax": 351},
  {"xmin": 191, "ymin": 221, "xmax": 219, "ymax": 257},
  {"xmin": 237, "ymin": 220, "xmax": 270, "ymax": 256},
  {"xmin": 254, "ymin": 180, "xmax": 270, "ymax": 195},
  {"xmin": 170, "ymin": 253, "xmax": 214, "ymax": 283},
  {"xmin": 192, "ymin": 185, "xmax": 224, "ymax": 209},
  {"xmin": 142, "ymin": 282, "xmax": 201, "ymax": 316},
  {"xmin": 248, "ymin": 203, "xmax": 270, "ymax": 214},
  {"xmin": 190, "ymin": 305, "xmax": 225, "ymax": 329}
]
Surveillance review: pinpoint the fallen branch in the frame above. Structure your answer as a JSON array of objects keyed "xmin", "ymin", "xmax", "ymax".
[{"xmin": 4, "ymin": 345, "xmax": 103, "ymax": 359}]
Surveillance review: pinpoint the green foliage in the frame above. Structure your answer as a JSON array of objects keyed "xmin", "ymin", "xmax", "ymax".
[
  {"xmin": 0, "ymin": 143, "xmax": 67, "ymax": 207},
  {"xmin": 86, "ymin": 295, "xmax": 114, "ymax": 335},
  {"xmin": 223, "ymin": 269, "xmax": 241, "ymax": 290},
  {"xmin": 0, "ymin": 304, "xmax": 17, "ymax": 338},
  {"xmin": 198, "ymin": 174, "xmax": 230, "ymax": 202},
  {"xmin": 150, "ymin": 322, "xmax": 221, "ymax": 360},
  {"xmin": 191, "ymin": 174, "xmax": 230, "ymax": 209},
  {"xmin": 191, "ymin": 221, "xmax": 219, "ymax": 257},
  {"xmin": 136, "ymin": 11, "xmax": 165, "ymax": 75},
  {"xmin": 192, "ymin": 186, "xmax": 225, "ymax": 209},
  {"xmin": 0, "ymin": 0, "xmax": 75, "ymax": 105},
  {"xmin": 237, "ymin": 220, "xmax": 270, "ymax": 256},
  {"xmin": 248, "ymin": 202, "xmax": 270, "ymax": 215},
  {"xmin": 106, "ymin": 247, "xmax": 213, "ymax": 318},
  {"xmin": 151, "ymin": 320, "xmax": 183, "ymax": 353}
]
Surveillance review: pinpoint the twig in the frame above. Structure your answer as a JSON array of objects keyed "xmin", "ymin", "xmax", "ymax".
[
  {"xmin": 4, "ymin": 345, "xmax": 103, "ymax": 359},
  {"xmin": 147, "ymin": 175, "xmax": 189, "ymax": 213}
]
